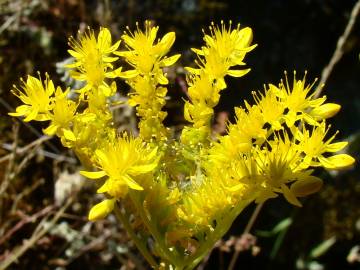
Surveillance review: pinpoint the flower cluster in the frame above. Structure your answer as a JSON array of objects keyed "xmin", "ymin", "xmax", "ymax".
[
  {"xmin": 116, "ymin": 21, "xmax": 181, "ymax": 140},
  {"xmin": 80, "ymin": 135, "xmax": 159, "ymax": 220},
  {"xmin": 182, "ymin": 21, "xmax": 256, "ymax": 145},
  {"xmin": 9, "ymin": 21, "xmax": 355, "ymax": 269}
]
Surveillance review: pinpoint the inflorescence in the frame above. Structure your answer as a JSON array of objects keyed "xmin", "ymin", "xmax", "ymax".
[{"xmin": 9, "ymin": 21, "xmax": 355, "ymax": 270}]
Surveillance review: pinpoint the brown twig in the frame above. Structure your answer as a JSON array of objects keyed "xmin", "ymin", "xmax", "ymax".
[
  {"xmin": 10, "ymin": 178, "xmax": 45, "ymax": 213},
  {"xmin": 227, "ymin": 203, "xmax": 263, "ymax": 270},
  {"xmin": 314, "ymin": 0, "xmax": 360, "ymax": 99},
  {"xmin": 0, "ymin": 192, "xmax": 76, "ymax": 269},
  {"xmin": 62, "ymin": 228, "xmax": 112, "ymax": 266},
  {"xmin": 0, "ymin": 205, "xmax": 53, "ymax": 246},
  {"xmin": 0, "ymin": 136, "xmax": 51, "ymax": 164},
  {"xmin": 0, "ymin": 123, "xmax": 19, "ymax": 206},
  {"xmin": 0, "ymin": 136, "xmax": 77, "ymax": 164}
]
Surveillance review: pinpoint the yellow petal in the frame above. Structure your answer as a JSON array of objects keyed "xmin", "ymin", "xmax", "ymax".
[
  {"xmin": 46, "ymin": 79, "xmax": 55, "ymax": 96},
  {"xmin": 227, "ymin": 68, "xmax": 250, "ymax": 78},
  {"xmin": 88, "ymin": 198, "xmax": 115, "ymax": 221},
  {"xmin": 118, "ymin": 70, "xmax": 139, "ymax": 79},
  {"xmin": 103, "ymin": 56, "xmax": 118, "ymax": 62},
  {"xmin": 310, "ymin": 103, "xmax": 341, "ymax": 120},
  {"xmin": 281, "ymin": 184, "xmax": 302, "ymax": 207},
  {"xmin": 97, "ymin": 181, "xmax": 109, "ymax": 193},
  {"xmin": 255, "ymin": 189, "xmax": 278, "ymax": 204},
  {"xmin": 23, "ymin": 107, "xmax": 38, "ymax": 122},
  {"xmin": 191, "ymin": 48, "xmax": 205, "ymax": 56},
  {"xmin": 68, "ymin": 49, "xmax": 82, "ymax": 58},
  {"xmin": 97, "ymin": 27, "xmax": 111, "ymax": 48},
  {"xmin": 80, "ymin": 170, "xmax": 107, "ymax": 179},
  {"xmin": 326, "ymin": 141, "xmax": 348, "ymax": 152},
  {"xmin": 34, "ymin": 113, "xmax": 51, "ymax": 121},
  {"xmin": 226, "ymin": 183, "xmax": 245, "ymax": 192},
  {"xmin": 237, "ymin": 27, "xmax": 254, "ymax": 47},
  {"xmin": 62, "ymin": 128, "xmax": 76, "ymax": 141},
  {"xmin": 159, "ymin": 32, "xmax": 175, "ymax": 51},
  {"xmin": 157, "ymin": 73, "xmax": 169, "ymax": 85},
  {"xmin": 160, "ymin": 54, "xmax": 181, "ymax": 66},
  {"xmin": 324, "ymin": 154, "xmax": 355, "ymax": 170},
  {"xmin": 128, "ymin": 162, "xmax": 158, "ymax": 176},
  {"xmin": 149, "ymin": 26, "xmax": 159, "ymax": 44},
  {"xmin": 77, "ymin": 113, "xmax": 96, "ymax": 122},
  {"xmin": 95, "ymin": 149, "xmax": 109, "ymax": 166},
  {"xmin": 146, "ymin": 146, "xmax": 158, "ymax": 161},
  {"xmin": 290, "ymin": 176, "xmax": 323, "ymax": 197},
  {"xmin": 185, "ymin": 67, "xmax": 201, "ymax": 75},
  {"xmin": 122, "ymin": 35, "xmax": 135, "ymax": 48},
  {"xmin": 216, "ymin": 78, "xmax": 226, "ymax": 89},
  {"xmin": 8, "ymin": 105, "xmax": 29, "ymax": 116},
  {"xmin": 106, "ymin": 67, "xmax": 122, "ymax": 78},
  {"xmin": 122, "ymin": 174, "xmax": 143, "ymax": 190},
  {"xmin": 43, "ymin": 123, "xmax": 59, "ymax": 135},
  {"xmin": 108, "ymin": 39, "xmax": 121, "ymax": 52},
  {"xmin": 204, "ymin": 35, "xmax": 215, "ymax": 48},
  {"xmin": 65, "ymin": 62, "xmax": 81, "ymax": 68}
]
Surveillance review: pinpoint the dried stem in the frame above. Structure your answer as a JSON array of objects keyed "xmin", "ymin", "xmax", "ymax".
[
  {"xmin": 0, "ymin": 193, "xmax": 76, "ymax": 269},
  {"xmin": 227, "ymin": 203, "xmax": 263, "ymax": 270},
  {"xmin": 0, "ymin": 205, "xmax": 53, "ymax": 246},
  {"xmin": 314, "ymin": 0, "xmax": 360, "ymax": 98}
]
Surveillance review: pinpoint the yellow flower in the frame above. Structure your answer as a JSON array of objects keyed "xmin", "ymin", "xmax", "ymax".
[
  {"xmin": 202, "ymin": 21, "xmax": 256, "ymax": 62},
  {"xmin": 295, "ymin": 122, "xmax": 355, "ymax": 169},
  {"xmin": 80, "ymin": 135, "xmax": 159, "ymax": 198},
  {"xmin": 181, "ymin": 21, "xmax": 256, "ymax": 146},
  {"xmin": 80, "ymin": 135, "xmax": 159, "ymax": 220},
  {"xmin": 221, "ymin": 105, "xmax": 266, "ymax": 155},
  {"xmin": 253, "ymin": 134, "xmax": 321, "ymax": 207},
  {"xmin": 272, "ymin": 72, "xmax": 326, "ymax": 127},
  {"xmin": 43, "ymin": 87, "xmax": 77, "ymax": 138},
  {"xmin": 67, "ymin": 27, "xmax": 120, "ymax": 87},
  {"xmin": 187, "ymin": 72, "xmax": 218, "ymax": 104},
  {"xmin": 9, "ymin": 74, "xmax": 54, "ymax": 122},
  {"xmin": 127, "ymin": 75, "xmax": 166, "ymax": 107},
  {"xmin": 251, "ymin": 87, "xmax": 285, "ymax": 131},
  {"xmin": 178, "ymin": 157, "xmax": 257, "ymax": 227},
  {"xmin": 116, "ymin": 21, "xmax": 180, "ymax": 83},
  {"xmin": 186, "ymin": 21, "xmax": 256, "ymax": 89}
]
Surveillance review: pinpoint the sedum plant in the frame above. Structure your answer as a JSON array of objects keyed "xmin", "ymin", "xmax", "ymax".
[{"xmin": 9, "ymin": 21, "xmax": 355, "ymax": 269}]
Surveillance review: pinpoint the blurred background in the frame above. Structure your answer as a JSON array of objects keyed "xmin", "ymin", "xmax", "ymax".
[{"xmin": 0, "ymin": 0, "xmax": 360, "ymax": 269}]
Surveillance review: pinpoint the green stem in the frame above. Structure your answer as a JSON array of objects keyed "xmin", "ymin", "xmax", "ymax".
[
  {"xmin": 184, "ymin": 199, "xmax": 253, "ymax": 270},
  {"xmin": 128, "ymin": 191, "xmax": 182, "ymax": 268},
  {"xmin": 113, "ymin": 202, "xmax": 158, "ymax": 269}
]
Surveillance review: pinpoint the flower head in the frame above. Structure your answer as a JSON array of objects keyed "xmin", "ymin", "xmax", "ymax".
[
  {"xmin": 43, "ymin": 87, "xmax": 77, "ymax": 137},
  {"xmin": 186, "ymin": 21, "xmax": 256, "ymax": 89},
  {"xmin": 251, "ymin": 87, "xmax": 285, "ymax": 131},
  {"xmin": 9, "ymin": 74, "xmax": 54, "ymax": 121},
  {"xmin": 80, "ymin": 134, "xmax": 159, "ymax": 219},
  {"xmin": 272, "ymin": 72, "xmax": 326, "ymax": 127},
  {"xmin": 295, "ymin": 122, "xmax": 355, "ymax": 169},
  {"xmin": 116, "ymin": 21, "xmax": 180, "ymax": 82},
  {"xmin": 67, "ymin": 27, "xmax": 120, "ymax": 87},
  {"xmin": 253, "ymin": 133, "xmax": 321, "ymax": 207}
]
